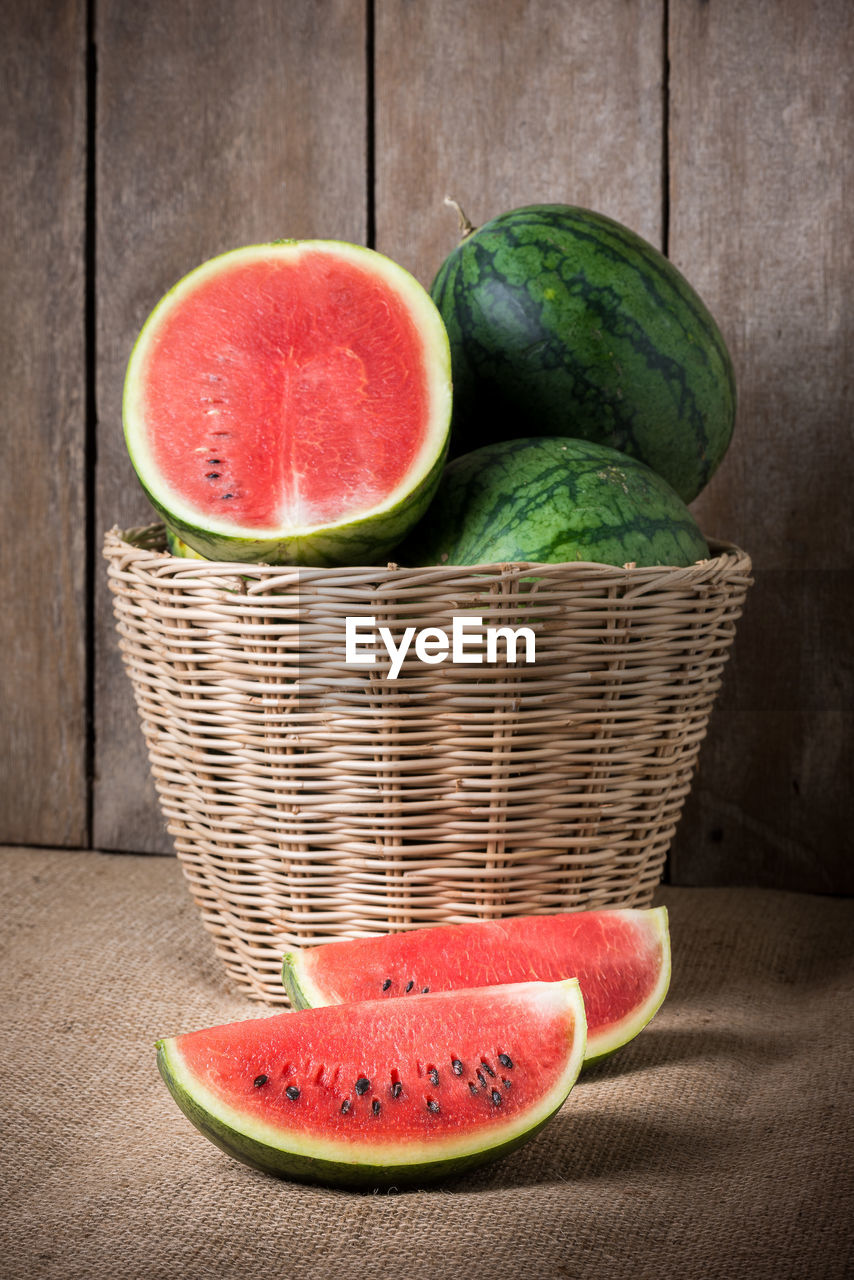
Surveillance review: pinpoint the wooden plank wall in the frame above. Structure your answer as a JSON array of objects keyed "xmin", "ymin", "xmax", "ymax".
[
  {"xmin": 93, "ymin": 0, "xmax": 367, "ymax": 850},
  {"xmin": 3, "ymin": 0, "xmax": 851, "ymax": 892},
  {"xmin": 2, "ymin": 0, "xmax": 89, "ymax": 848},
  {"xmin": 669, "ymin": 0, "xmax": 853, "ymax": 890}
]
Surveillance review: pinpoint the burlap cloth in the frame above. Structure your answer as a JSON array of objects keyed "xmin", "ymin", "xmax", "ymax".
[{"xmin": 2, "ymin": 847, "xmax": 852, "ymax": 1280}]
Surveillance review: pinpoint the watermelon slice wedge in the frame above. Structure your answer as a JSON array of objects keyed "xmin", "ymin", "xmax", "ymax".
[
  {"xmin": 157, "ymin": 980, "xmax": 586, "ymax": 1188},
  {"xmin": 282, "ymin": 906, "xmax": 670, "ymax": 1066},
  {"xmin": 123, "ymin": 241, "xmax": 452, "ymax": 565}
]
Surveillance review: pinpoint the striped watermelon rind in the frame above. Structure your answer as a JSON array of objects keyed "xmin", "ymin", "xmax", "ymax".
[
  {"xmin": 431, "ymin": 204, "xmax": 736, "ymax": 503},
  {"xmin": 124, "ymin": 240, "xmax": 452, "ymax": 566},
  {"xmin": 402, "ymin": 437, "xmax": 709, "ymax": 569}
]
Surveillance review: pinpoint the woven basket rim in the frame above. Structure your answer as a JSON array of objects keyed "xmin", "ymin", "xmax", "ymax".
[{"xmin": 104, "ymin": 522, "xmax": 752, "ymax": 582}]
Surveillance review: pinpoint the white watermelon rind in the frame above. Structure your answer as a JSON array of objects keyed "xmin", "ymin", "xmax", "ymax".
[{"xmin": 124, "ymin": 240, "xmax": 452, "ymax": 566}]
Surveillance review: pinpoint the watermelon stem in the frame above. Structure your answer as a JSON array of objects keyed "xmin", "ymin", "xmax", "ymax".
[{"xmin": 444, "ymin": 195, "xmax": 476, "ymax": 240}]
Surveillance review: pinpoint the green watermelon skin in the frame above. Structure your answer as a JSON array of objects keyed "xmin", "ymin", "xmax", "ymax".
[
  {"xmin": 430, "ymin": 204, "xmax": 735, "ymax": 502},
  {"xmin": 402, "ymin": 437, "xmax": 709, "ymax": 569},
  {"xmin": 164, "ymin": 527, "xmax": 207, "ymax": 559}
]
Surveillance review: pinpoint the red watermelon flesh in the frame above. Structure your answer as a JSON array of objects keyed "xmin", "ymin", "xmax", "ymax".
[
  {"xmin": 282, "ymin": 906, "xmax": 670, "ymax": 1065},
  {"xmin": 157, "ymin": 980, "xmax": 586, "ymax": 1188},
  {"xmin": 123, "ymin": 242, "xmax": 452, "ymax": 564}
]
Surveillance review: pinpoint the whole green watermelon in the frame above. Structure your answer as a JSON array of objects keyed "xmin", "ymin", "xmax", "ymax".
[
  {"xmin": 403, "ymin": 437, "xmax": 709, "ymax": 569},
  {"xmin": 430, "ymin": 204, "xmax": 735, "ymax": 503}
]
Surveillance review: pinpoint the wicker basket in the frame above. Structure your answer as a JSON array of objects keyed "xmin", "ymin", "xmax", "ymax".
[{"xmin": 104, "ymin": 524, "xmax": 751, "ymax": 1003}]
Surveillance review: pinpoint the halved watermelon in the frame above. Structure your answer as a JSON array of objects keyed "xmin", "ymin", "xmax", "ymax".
[
  {"xmin": 282, "ymin": 907, "xmax": 669, "ymax": 1066},
  {"xmin": 157, "ymin": 980, "xmax": 586, "ymax": 1188},
  {"xmin": 124, "ymin": 241, "xmax": 452, "ymax": 565}
]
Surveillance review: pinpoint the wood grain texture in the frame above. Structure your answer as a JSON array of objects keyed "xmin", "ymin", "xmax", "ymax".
[
  {"xmin": 0, "ymin": 1, "xmax": 88, "ymax": 846},
  {"xmin": 94, "ymin": 0, "xmax": 367, "ymax": 852},
  {"xmin": 374, "ymin": 0, "xmax": 665, "ymax": 287},
  {"xmin": 667, "ymin": 0, "xmax": 854, "ymax": 891}
]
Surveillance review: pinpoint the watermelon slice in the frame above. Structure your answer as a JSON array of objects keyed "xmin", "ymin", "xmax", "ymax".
[
  {"xmin": 156, "ymin": 980, "xmax": 586, "ymax": 1188},
  {"xmin": 123, "ymin": 241, "xmax": 452, "ymax": 565},
  {"xmin": 282, "ymin": 907, "xmax": 670, "ymax": 1066}
]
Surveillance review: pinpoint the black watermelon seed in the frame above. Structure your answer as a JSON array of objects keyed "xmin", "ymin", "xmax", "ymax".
[
  {"xmin": 341, "ymin": 1099, "xmax": 351, "ymax": 1115},
  {"xmin": 491, "ymin": 1089, "xmax": 502, "ymax": 1106},
  {"xmin": 422, "ymin": 987, "xmax": 430, "ymax": 994},
  {"xmin": 451, "ymin": 1058, "xmax": 463, "ymax": 1076},
  {"xmin": 285, "ymin": 1085, "xmax": 300, "ymax": 1101},
  {"xmin": 427, "ymin": 1100, "xmax": 440, "ymax": 1113},
  {"xmin": 382, "ymin": 978, "xmax": 392, "ymax": 991},
  {"xmin": 503, "ymin": 1078, "xmax": 512, "ymax": 1089},
  {"xmin": 355, "ymin": 1077, "xmax": 370, "ymax": 1095},
  {"xmin": 205, "ymin": 472, "xmax": 221, "ymax": 479},
  {"xmin": 481, "ymin": 1061, "xmax": 495, "ymax": 1078},
  {"xmin": 207, "ymin": 459, "xmax": 221, "ymax": 464},
  {"xmin": 477, "ymin": 1070, "xmax": 487, "ymax": 1088},
  {"xmin": 221, "ymin": 493, "xmax": 235, "ymax": 500},
  {"xmin": 372, "ymin": 1098, "xmax": 381, "ymax": 1115},
  {"xmin": 391, "ymin": 1081, "xmax": 403, "ymax": 1098},
  {"xmin": 469, "ymin": 1082, "xmax": 479, "ymax": 1096},
  {"xmin": 253, "ymin": 1074, "xmax": 268, "ymax": 1088},
  {"xmin": 428, "ymin": 1067, "xmax": 439, "ymax": 1086},
  {"xmin": 498, "ymin": 1053, "xmax": 514, "ymax": 1069},
  {"xmin": 405, "ymin": 981, "xmax": 414, "ymax": 993}
]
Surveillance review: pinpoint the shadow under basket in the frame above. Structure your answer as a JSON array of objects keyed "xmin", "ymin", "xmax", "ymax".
[{"xmin": 104, "ymin": 524, "xmax": 752, "ymax": 1003}]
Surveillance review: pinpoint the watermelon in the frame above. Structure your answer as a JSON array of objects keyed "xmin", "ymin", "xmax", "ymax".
[
  {"xmin": 430, "ymin": 203, "xmax": 735, "ymax": 502},
  {"xmin": 124, "ymin": 241, "xmax": 452, "ymax": 565},
  {"xmin": 156, "ymin": 979, "xmax": 586, "ymax": 1189},
  {"xmin": 164, "ymin": 528, "xmax": 206, "ymax": 559},
  {"xmin": 400, "ymin": 437, "xmax": 709, "ymax": 568},
  {"xmin": 283, "ymin": 906, "xmax": 670, "ymax": 1066}
]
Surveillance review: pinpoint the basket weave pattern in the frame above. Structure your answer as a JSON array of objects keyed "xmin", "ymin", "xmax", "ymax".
[{"xmin": 105, "ymin": 525, "xmax": 751, "ymax": 1003}]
